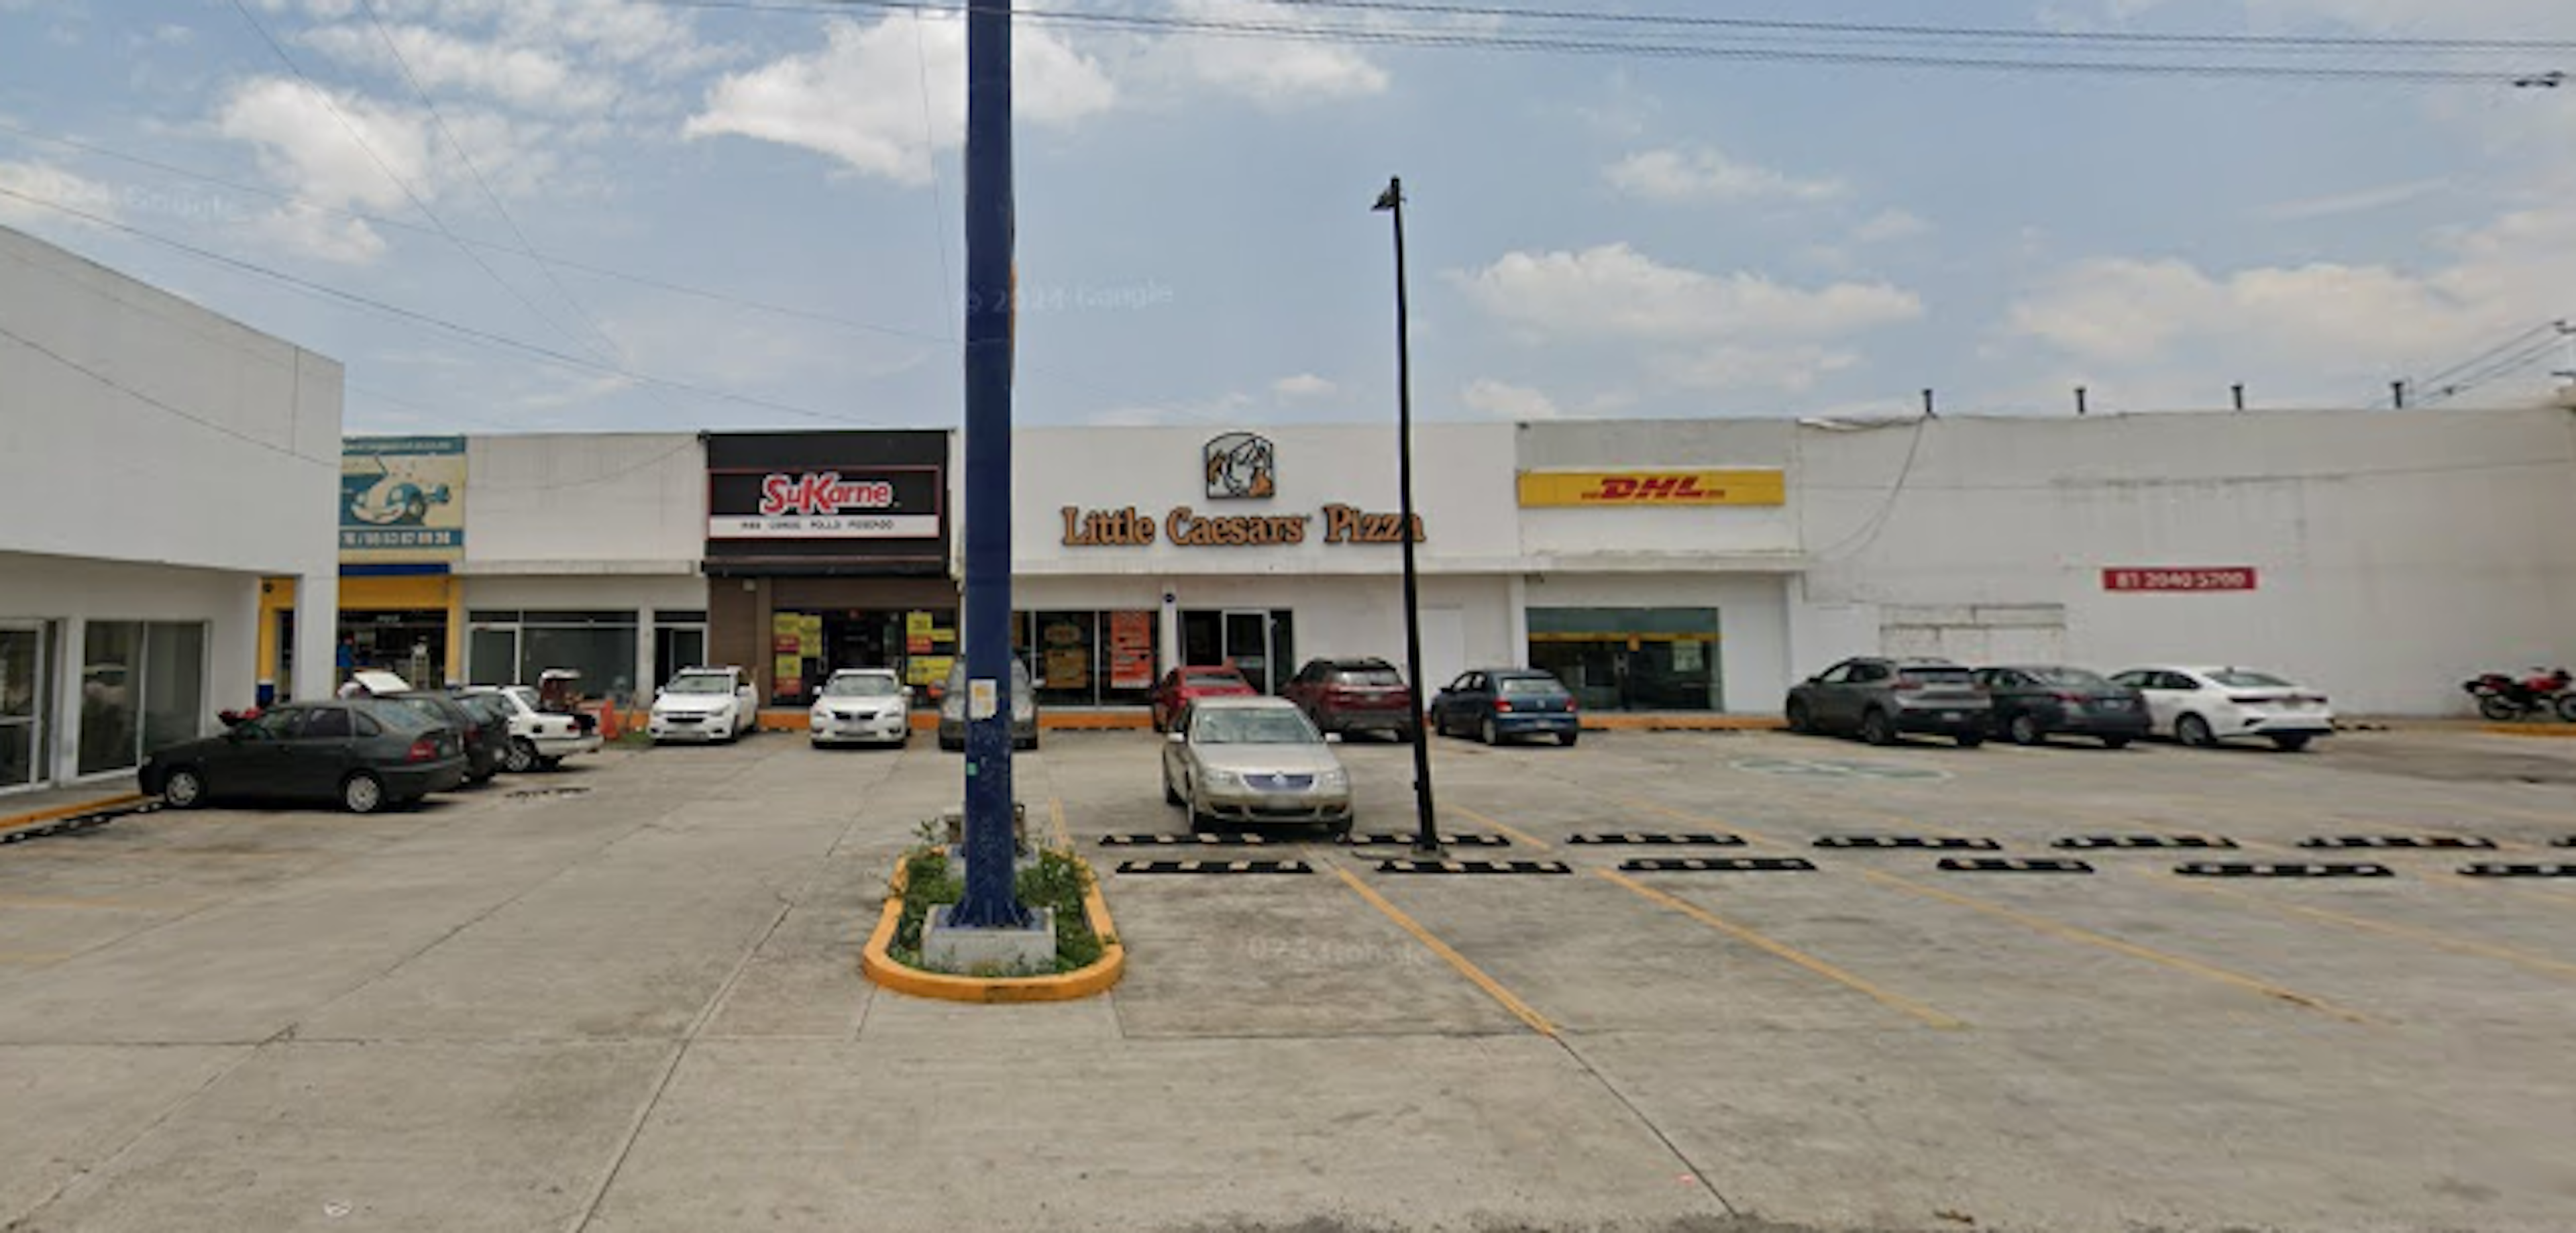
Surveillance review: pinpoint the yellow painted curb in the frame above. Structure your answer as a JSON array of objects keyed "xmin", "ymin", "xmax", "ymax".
[
  {"xmin": 0, "ymin": 792, "xmax": 149, "ymax": 837},
  {"xmin": 2484, "ymin": 723, "xmax": 2576, "ymax": 739},
  {"xmin": 860, "ymin": 857, "xmax": 1126, "ymax": 1004}
]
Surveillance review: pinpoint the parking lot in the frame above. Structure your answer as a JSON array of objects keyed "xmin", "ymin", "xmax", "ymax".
[{"xmin": 3, "ymin": 726, "xmax": 2573, "ymax": 1233}]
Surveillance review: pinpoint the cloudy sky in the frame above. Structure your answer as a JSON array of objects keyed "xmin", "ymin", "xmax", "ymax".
[{"xmin": 3, "ymin": 0, "xmax": 2574, "ymax": 435}]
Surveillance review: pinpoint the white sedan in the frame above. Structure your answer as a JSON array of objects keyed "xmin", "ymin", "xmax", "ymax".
[
  {"xmin": 650, "ymin": 667, "xmax": 757, "ymax": 744},
  {"xmin": 2108, "ymin": 665, "xmax": 2334, "ymax": 752},
  {"xmin": 809, "ymin": 669, "xmax": 912, "ymax": 748},
  {"xmin": 459, "ymin": 685, "xmax": 602, "ymax": 771}
]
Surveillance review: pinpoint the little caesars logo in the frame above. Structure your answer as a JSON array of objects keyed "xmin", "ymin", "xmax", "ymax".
[{"xmin": 1063, "ymin": 433, "xmax": 1422, "ymax": 547}]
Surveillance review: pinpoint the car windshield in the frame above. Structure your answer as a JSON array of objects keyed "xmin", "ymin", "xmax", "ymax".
[
  {"xmin": 1498, "ymin": 677, "xmax": 1565, "ymax": 696},
  {"xmin": 824, "ymin": 675, "xmax": 900, "ymax": 698},
  {"xmin": 667, "ymin": 674, "xmax": 735, "ymax": 695},
  {"xmin": 2210, "ymin": 669, "xmax": 2295, "ymax": 688},
  {"xmin": 504, "ymin": 686, "xmax": 539, "ymax": 710},
  {"xmin": 1334, "ymin": 667, "xmax": 1403, "ymax": 686},
  {"xmin": 1195, "ymin": 709, "xmax": 1320, "ymax": 745},
  {"xmin": 2029, "ymin": 667, "xmax": 2112, "ymax": 688}
]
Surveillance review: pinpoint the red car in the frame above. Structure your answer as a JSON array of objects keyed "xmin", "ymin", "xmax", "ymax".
[
  {"xmin": 1283, "ymin": 657, "xmax": 1418, "ymax": 741},
  {"xmin": 1150, "ymin": 665, "xmax": 1258, "ymax": 731}
]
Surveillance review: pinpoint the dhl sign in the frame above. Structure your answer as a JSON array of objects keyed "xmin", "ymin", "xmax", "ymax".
[{"xmin": 1516, "ymin": 469, "xmax": 1786, "ymax": 508}]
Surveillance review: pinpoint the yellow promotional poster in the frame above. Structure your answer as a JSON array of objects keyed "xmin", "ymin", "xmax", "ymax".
[
  {"xmin": 773, "ymin": 655, "xmax": 803, "ymax": 689},
  {"xmin": 907, "ymin": 655, "xmax": 955, "ymax": 688},
  {"xmin": 341, "ymin": 437, "xmax": 467, "ymax": 563},
  {"xmin": 798, "ymin": 614, "xmax": 823, "ymax": 647},
  {"xmin": 1516, "ymin": 469, "xmax": 1786, "ymax": 508}
]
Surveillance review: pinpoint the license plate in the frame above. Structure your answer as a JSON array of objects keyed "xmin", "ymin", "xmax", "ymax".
[{"xmin": 1942, "ymin": 711, "xmax": 1964, "ymax": 722}]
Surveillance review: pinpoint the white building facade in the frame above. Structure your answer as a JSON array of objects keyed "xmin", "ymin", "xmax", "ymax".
[{"xmin": 0, "ymin": 225, "xmax": 343, "ymax": 795}]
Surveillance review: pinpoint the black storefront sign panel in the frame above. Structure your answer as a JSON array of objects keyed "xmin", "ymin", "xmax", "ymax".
[{"xmin": 704, "ymin": 431, "xmax": 949, "ymax": 576}]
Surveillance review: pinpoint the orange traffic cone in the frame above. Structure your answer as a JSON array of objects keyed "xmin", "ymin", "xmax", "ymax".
[{"xmin": 596, "ymin": 702, "xmax": 621, "ymax": 741}]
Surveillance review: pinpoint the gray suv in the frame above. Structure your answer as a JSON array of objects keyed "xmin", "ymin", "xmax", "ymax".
[{"xmin": 1786, "ymin": 657, "xmax": 1990, "ymax": 747}]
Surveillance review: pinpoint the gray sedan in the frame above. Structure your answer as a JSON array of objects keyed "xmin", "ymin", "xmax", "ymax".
[{"xmin": 1161, "ymin": 697, "xmax": 1353, "ymax": 837}]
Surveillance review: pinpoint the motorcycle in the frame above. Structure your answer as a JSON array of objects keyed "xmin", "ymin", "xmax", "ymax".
[{"xmin": 2463, "ymin": 667, "xmax": 2576, "ymax": 722}]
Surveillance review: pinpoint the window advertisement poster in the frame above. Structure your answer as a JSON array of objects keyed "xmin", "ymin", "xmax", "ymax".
[
  {"xmin": 773, "ymin": 655, "xmax": 804, "ymax": 692},
  {"xmin": 1041, "ymin": 615, "xmax": 1091, "ymax": 691},
  {"xmin": 341, "ymin": 437, "xmax": 466, "ymax": 562},
  {"xmin": 1109, "ymin": 611, "xmax": 1155, "ymax": 690},
  {"xmin": 907, "ymin": 655, "xmax": 954, "ymax": 688},
  {"xmin": 906, "ymin": 611, "xmax": 934, "ymax": 654},
  {"xmin": 771, "ymin": 613, "xmax": 803, "ymax": 657}
]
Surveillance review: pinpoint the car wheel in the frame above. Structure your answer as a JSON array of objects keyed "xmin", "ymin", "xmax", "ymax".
[
  {"xmin": 1785, "ymin": 699, "xmax": 1811, "ymax": 735},
  {"xmin": 2176, "ymin": 713, "xmax": 2216, "ymax": 748},
  {"xmin": 162, "ymin": 766, "xmax": 208, "ymax": 809},
  {"xmin": 2270, "ymin": 734, "xmax": 2312, "ymax": 753},
  {"xmin": 1556, "ymin": 731, "xmax": 1578, "ymax": 747},
  {"xmin": 2008, "ymin": 712, "xmax": 2043, "ymax": 746},
  {"xmin": 1860, "ymin": 709, "xmax": 1896, "ymax": 747},
  {"xmin": 1480, "ymin": 716, "xmax": 1499, "ymax": 745},
  {"xmin": 2102, "ymin": 736, "xmax": 2133, "ymax": 750},
  {"xmin": 502, "ymin": 738, "xmax": 537, "ymax": 773},
  {"xmin": 1326, "ymin": 816, "xmax": 1354, "ymax": 841},
  {"xmin": 1164, "ymin": 773, "xmax": 1183, "ymax": 806},
  {"xmin": 537, "ymin": 756, "xmax": 564, "ymax": 771},
  {"xmin": 1957, "ymin": 731, "xmax": 1985, "ymax": 749},
  {"xmin": 341, "ymin": 771, "xmax": 386, "ymax": 815}
]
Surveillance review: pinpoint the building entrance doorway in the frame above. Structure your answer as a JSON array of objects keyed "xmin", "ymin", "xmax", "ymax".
[{"xmin": 1179, "ymin": 609, "xmax": 1295, "ymax": 694}]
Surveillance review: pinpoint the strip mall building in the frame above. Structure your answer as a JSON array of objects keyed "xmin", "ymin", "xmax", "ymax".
[{"xmin": 259, "ymin": 409, "xmax": 2576, "ymax": 720}]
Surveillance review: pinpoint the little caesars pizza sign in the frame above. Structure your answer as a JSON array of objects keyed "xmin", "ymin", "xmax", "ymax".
[{"xmin": 1060, "ymin": 433, "xmax": 1424, "ymax": 548}]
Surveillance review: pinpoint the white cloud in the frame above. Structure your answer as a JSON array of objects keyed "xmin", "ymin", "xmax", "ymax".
[
  {"xmin": 1454, "ymin": 244, "xmax": 1921, "ymax": 395},
  {"xmin": 214, "ymin": 76, "xmax": 549, "ymax": 262},
  {"xmin": 1271, "ymin": 372, "xmax": 1337, "ymax": 400},
  {"xmin": 1460, "ymin": 378, "xmax": 1562, "ymax": 420},
  {"xmin": 1605, "ymin": 146, "xmax": 1845, "ymax": 205},
  {"xmin": 1456, "ymin": 243, "xmax": 1923, "ymax": 343},
  {"xmin": 301, "ymin": 23, "xmax": 616, "ymax": 113},
  {"xmin": 1851, "ymin": 209, "xmax": 1932, "ymax": 245},
  {"xmin": 0, "ymin": 161, "xmax": 122, "ymax": 227},
  {"xmin": 1154, "ymin": 0, "xmax": 1389, "ymax": 105},
  {"xmin": 684, "ymin": 13, "xmax": 1115, "ymax": 185},
  {"xmin": 2006, "ymin": 197, "xmax": 2576, "ymax": 405},
  {"xmin": 2258, "ymin": 178, "xmax": 2447, "ymax": 223}
]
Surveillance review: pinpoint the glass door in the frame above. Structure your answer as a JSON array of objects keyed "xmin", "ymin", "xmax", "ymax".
[{"xmin": 0, "ymin": 623, "xmax": 47, "ymax": 792}]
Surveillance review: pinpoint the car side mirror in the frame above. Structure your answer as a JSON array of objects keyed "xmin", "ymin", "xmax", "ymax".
[
  {"xmin": 902, "ymin": 687, "xmax": 914, "ymax": 700},
  {"xmin": 1165, "ymin": 731, "xmax": 1186, "ymax": 745}
]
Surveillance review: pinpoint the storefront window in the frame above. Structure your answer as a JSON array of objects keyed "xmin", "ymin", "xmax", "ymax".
[
  {"xmin": 1008, "ymin": 611, "xmax": 1160, "ymax": 707},
  {"xmin": 1527, "ymin": 608, "xmax": 1723, "ymax": 712},
  {"xmin": 1179, "ymin": 610, "xmax": 1293, "ymax": 694},
  {"xmin": 653, "ymin": 610, "xmax": 708, "ymax": 692},
  {"xmin": 1, "ymin": 624, "xmax": 50, "ymax": 791},
  {"xmin": 520, "ymin": 611, "xmax": 641, "ymax": 706},
  {"xmin": 78, "ymin": 621, "xmax": 141, "ymax": 775},
  {"xmin": 75, "ymin": 620, "xmax": 207, "ymax": 776},
  {"xmin": 769, "ymin": 609, "xmax": 957, "ymax": 706},
  {"xmin": 339, "ymin": 608, "xmax": 447, "ymax": 687}
]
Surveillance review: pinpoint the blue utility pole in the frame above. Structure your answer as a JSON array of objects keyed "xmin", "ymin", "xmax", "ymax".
[{"xmin": 949, "ymin": 0, "xmax": 1027, "ymax": 928}]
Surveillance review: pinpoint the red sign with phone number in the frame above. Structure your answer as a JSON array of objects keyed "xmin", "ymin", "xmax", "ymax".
[{"xmin": 2102, "ymin": 567, "xmax": 2259, "ymax": 592}]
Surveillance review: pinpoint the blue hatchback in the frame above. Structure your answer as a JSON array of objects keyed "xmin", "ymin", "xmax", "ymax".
[{"xmin": 1430, "ymin": 668, "xmax": 1582, "ymax": 747}]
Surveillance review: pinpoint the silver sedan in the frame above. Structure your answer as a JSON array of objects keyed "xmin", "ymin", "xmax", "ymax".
[{"xmin": 1161, "ymin": 696, "xmax": 1353, "ymax": 837}]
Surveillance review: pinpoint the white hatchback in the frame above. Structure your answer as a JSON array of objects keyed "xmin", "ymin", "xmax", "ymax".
[
  {"xmin": 809, "ymin": 669, "xmax": 912, "ymax": 748},
  {"xmin": 2108, "ymin": 665, "xmax": 2334, "ymax": 752}
]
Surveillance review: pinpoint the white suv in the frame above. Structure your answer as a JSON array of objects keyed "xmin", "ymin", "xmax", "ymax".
[{"xmin": 650, "ymin": 667, "xmax": 758, "ymax": 744}]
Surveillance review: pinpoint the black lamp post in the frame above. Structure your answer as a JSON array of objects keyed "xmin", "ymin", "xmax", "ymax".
[{"xmin": 1373, "ymin": 176, "xmax": 1442, "ymax": 857}]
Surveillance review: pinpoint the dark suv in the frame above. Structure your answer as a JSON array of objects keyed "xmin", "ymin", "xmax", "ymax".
[
  {"xmin": 1283, "ymin": 657, "xmax": 1417, "ymax": 741},
  {"xmin": 1785, "ymin": 657, "xmax": 1990, "ymax": 747}
]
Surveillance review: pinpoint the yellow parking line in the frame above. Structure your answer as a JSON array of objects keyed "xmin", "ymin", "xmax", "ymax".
[
  {"xmin": 1444, "ymin": 802, "xmax": 1554, "ymax": 852},
  {"xmin": 0, "ymin": 951, "xmax": 73, "ymax": 965},
  {"xmin": 1623, "ymin": 794, "xmax": 2375, "ymax": 1022},
  {"xmin": 1046, "ymin": 796, "xmax": 1074, "ymax": 851},
  {"xmin": 1597, "ymin": 869, "xmax": 1965, "ymax": 1030},
  {"xmin": 1329, "ymin": 865, "xmax": 1558, "ymax": 1038},
  {"xmin": 2143, "ymin": 871, "xmax": 2576, "ymax": 983},
  {"xmin": 1858, "ymin": 871, "xmax": 2374, "ymax": 1024}
]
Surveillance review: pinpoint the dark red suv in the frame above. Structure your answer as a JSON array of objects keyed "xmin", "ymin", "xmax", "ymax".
[{"xmin": 1283, "ymin": 657, "xmax": 1417, "ymax": 741}]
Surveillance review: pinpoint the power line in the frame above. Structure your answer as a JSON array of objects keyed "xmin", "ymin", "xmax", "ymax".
[
  {"xmin": 0, "ymin": 182, "xmax": 883, "ymax": 427},
  {"xmin": 635, "ymin": 0, "xmax": 2570, "ymax": 85}
]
